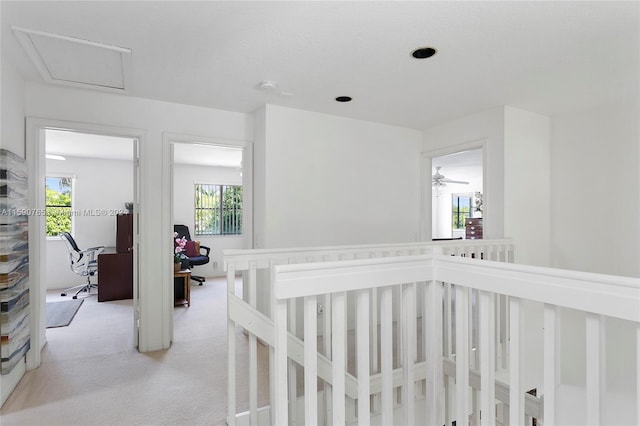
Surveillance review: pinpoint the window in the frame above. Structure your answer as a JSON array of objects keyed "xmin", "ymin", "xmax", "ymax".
[
  {"xmin": 194, "ymin": 184, "xmax": 242, "ymax": 235},
  {"xmin": 45, "ymin": 176, "xmax": 73, "ymax": 237},
  {"xmin": 451, "ymin": 194, "xmax": 472, "ymax": 230}
]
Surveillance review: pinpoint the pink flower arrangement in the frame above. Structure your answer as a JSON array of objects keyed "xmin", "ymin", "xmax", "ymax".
[{"xmin": 174, "ymin": 232, "xmax": 187, "ymax": 263}]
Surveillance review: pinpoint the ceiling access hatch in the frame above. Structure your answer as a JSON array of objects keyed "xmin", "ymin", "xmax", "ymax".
[{"xmin": 12, "ymin": 27, "xmax": 132, "ymax": 93}]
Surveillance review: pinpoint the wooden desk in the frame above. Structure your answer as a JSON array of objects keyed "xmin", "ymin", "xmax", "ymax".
[{"xmin": 174, "ymin": 269, "xmax": 191, "ymax": 307}]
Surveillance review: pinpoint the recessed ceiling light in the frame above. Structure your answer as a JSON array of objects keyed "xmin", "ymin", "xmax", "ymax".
[
  {"xmin": 46, "ymin": 154, "xmax": 66, "ymax": 161},
  {"xmin": 335, "ymin": 96, "xmax": 352, "ymax": 102},
  {"xmin": 411, "ymin": 47, "xmax": 437, "ymax": 59}
]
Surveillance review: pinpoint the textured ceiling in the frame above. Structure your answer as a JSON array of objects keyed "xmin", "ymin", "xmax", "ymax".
[{"xmin": 2, "ymin": 1, "xmax": 639, "ymax": 130}]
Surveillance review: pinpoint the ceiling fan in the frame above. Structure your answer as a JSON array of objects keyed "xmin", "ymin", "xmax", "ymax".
[{"xmin": 432, "ymin": 166, "xmax": 469, "ymax": 187}]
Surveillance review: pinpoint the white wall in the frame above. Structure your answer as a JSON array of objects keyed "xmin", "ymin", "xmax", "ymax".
[
  {"xmin": 173, "ymin": 163, "xmax": 243, "ymax": 277},
  {"xmin": 45, "ymin": 155, "xmax": 134, "ymax": 289},
  {"xmin": 25, "ymin": 82, "xmax": 251, "ymax": 352},
  {"xmin": 550, "ymin": 97, "xmax": 639, "ymax": 392},
  {"xmin": 504, "ymin": 106, "xmax": 551, "ymax": 267},
  {"xmin": 257, "ymin": 105, "xmax": 423, "ymax": 249},
  {"xmin": 550, "ymin": 97, "xmax": 639, "ymax": 278}
]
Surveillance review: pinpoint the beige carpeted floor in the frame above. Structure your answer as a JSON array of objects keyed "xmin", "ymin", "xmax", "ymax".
[{"xmin": 0, "ymin": 276, "xmax": 269, "ymax": 426}]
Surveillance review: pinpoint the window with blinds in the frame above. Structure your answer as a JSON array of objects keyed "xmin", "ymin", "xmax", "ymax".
[{"xmin": 194, "ymin": 184, "xmax": 242, "ymax": 235}]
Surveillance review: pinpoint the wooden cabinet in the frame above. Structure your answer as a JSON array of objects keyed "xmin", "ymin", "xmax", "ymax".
[
  {"xmin": 116, "ymin": 213, "xmax": 133, "ymax": 253},
  {"xmin": 465, "ymin": 217, "xmax": 483, "ymax": 240},
  {"xmin": 98, "ymin": 250, "xmax": 133, "ymax": 302},
  {"xmin": 98, "ymin": 214, "xmax": 134, "ymax": 302}
]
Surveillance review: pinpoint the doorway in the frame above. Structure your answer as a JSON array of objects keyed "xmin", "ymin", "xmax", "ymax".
[
  {"xmin": 166, "ymin": 133, "xmax": 252, "ymax": 340},
  {"xmin": 421, "ymin": 142, "xmax": 485, "ymax": 241},
  {"xmin": 432, "ymin": 148, "xmax": 483, "ymax": 239},
  {"xmin": 26, "ymin": 118, "xmax": 142, "ymax": 369}
]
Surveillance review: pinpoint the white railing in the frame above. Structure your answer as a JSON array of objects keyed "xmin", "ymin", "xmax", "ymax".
[
  {"xmin": 225, "ymin": 239, "xmax": 514, "ymax": 425},
  {"xmin": 270, "ymin": 252, "xmax": 640, "ymax": 425}
]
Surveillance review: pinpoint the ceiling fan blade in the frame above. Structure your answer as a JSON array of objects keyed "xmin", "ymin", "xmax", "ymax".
[{"xmin": 441, "ymin": 178, "xmax": 469, "ymax": 184}]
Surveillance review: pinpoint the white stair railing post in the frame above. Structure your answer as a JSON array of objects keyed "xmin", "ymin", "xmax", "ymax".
[
  {"xmin": 543, "ymin": 303, "xmax": 557, "ymax": 426},
  {"xmin": 248, "ymin": 261, "xmax": 258, "ymax": 425},
  {"xmin": 637, "ymin": 323, "xmax": 640, "ymax": 425},
  {"xmin": 356, "ymin": 289, "xmax": 370, "ymax": 425},
  {"xmin": 402, "ymin": 282, "xmax": 417, "ymax": 425},
  {"xmin": 586, "ymin": 313, "xmax": 605, "ymax": 426},
  {"xmin": 304, "ymin": 296, "xmax": 318, "ymax": 426},
  {"xmin": 425, "ymin": 278, "xmax": 444, "ymax": 425},
  {"xmin": 456, "ymin": 285, "xmax": 470, "ymax": 425},
  {"xmin": 273, "ymin": 298, "xmax": 289, "ymax": 426},
  {"xmin": 227, "ymin": 265, "xmax": 237, "ymax": 426},
  {"xmin": 480, "ymin": 290, "xmax": 496, "ymax": 426},
  {"xmin": 380, "ymin": 286, "xmax": 394, "ymax": 425},
  {"xmin": 509, "ymin": 297, "xmax": 524, "ymax": 424},
  {"xmin": 331, "ymin": 292, "xmax": 346, "ymax": 425}
]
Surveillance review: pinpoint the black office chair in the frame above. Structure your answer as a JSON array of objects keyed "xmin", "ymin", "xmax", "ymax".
[
  {"xmin": 60, "ymin": 232, "xmax": 104, "ymax": 299},
  {"xmin": 173, "ymin": 224, "xmax": 210, "ymax": 285}
]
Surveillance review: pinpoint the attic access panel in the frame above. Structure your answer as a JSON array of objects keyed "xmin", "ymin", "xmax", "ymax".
[{"xmin": 12, "ymin": 27, "xmax": 132, "ymax": 93}]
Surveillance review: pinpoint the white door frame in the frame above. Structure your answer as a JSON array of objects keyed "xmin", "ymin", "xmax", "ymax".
[
  {"xmin": 26, "ymin": 117, "xmax": 145, "ymax": 368},
  {"xmin": 162, "ymin": 132, "xmax": 253, "ymax": 342},
  {"xmin": 420, "ymin": 138, "xmax": 487, "ymax": 242}
]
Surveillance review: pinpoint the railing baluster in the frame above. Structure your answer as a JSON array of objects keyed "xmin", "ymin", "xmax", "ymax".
[
  {"xmin": 425, "ymin": 279, "xmax": 444, "ymax": 425},
  {"xmin": 380, "ymin": 286, "xmax": 394, "ymax": 425},
  {"xmin": 456, "ymin": 285, "xmax": 470, "ymax": 425},
  {"xmin": 356, "ymin": 289, "xmax": 370, "ymax": 425},
  {"xmin": 331, "ymin": 292, "xmax": 346, "ymax": 425},
  {"xmin": 402, "ymin": 283, "xmax": 417, "ymax": 425},
  {"xmin": 227, "ymin": 265, "xmax": 237, "ymax": 426},
  {"xmin": 304, "ymin": 296, "xmax": 318, "ymax": 425},
  {"xmin": 480, "ymin": 290, "xmax": 496, "ymax": 426},
  {"xmin": 586, "ymin": 313, "xmax": 605, "ymax": 426},
  {"xmin": 543, "ymin": 303, "xmax": 557, "ymax": 426},
  {"xmin": 323, "ymin": 292, "xmax": 332, "ymax": 425},
  {"xmin": 248, "ymin": 261, "xmax": 258, "ymax": 425},
  {"xmin": 274, "ymin": 299, "xmax": 289, "ymax": 426},
  {"xmin": 637, "ymin": 323, "xmax": 640, "ymax": 425},
  {"xmin": 509, "ymin": 297, "xmax": 524, "ymax": 424},
  {"xmin": 288, "ymin": 298, "xmax": 298, "ymax": 425}
]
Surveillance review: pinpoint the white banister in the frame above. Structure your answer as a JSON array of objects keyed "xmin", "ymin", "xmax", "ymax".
[
  {"xmin": 585, "ymin": 313, "xmax": 605, "ymax": 426},
  {"xmin": 480, "ymin": 290, "xmax": 496, "ymax": 426},
  {"xmin": 331, "ymin": 292, "xmax": 346, "ymax": 425},
  {"xmin": 248, "ymin": 262, "xmax": 258, "ymax": 425},
  {"xmin": 273, "ymin": 299, "xmax": 288, "ymax": 426},
  {"xmin": 543, "ymin": 303, "xmax": 557, "ymax": 426},
  {"xmin": 509, "ymin": 296, "xmax": 524, "ymax": 424},
  {"xmin": 380, "ymin": 286, "xmax": 393, "ymax": 426},
  {"xmin": 226, "ymin": 265, "xmax": 237, "ymax": 426},
  {"xmin": 424, "ymin": 279, "xmax": 444, "ymax": 425},
  {"xmin": 304, "ymin": 296, "xmax": 318, "ymax": 425},
  {"xmin": 356, "ymin": 290, "xmax": 370, "ymax": 425},
  {"xmin": 402, "ymin": 283, "xmax": 416, "ymax": 425},
  {"xmin": 456, "ymin": 285, "xmax": 470, "ymax": 425}
]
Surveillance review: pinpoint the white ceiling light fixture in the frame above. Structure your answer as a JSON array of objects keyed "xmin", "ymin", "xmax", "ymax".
[
  {"xmin": 45, "ymin": 154, "xmax": 66, "ymax": 161},
  {"xmin": 256, "ymin": 80, "xmax": 293, "ymax": 97},
  {"xmin": 12, "ymin": 26, "xmax": 132, "ymax": 93}
]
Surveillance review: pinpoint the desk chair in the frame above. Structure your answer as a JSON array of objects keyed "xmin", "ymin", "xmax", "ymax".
[
  {"xmin": 60, "ymin": 232, "xmax": 104, "ymax": 299},
  {"xmin": 174, "ymin": 224, "xmax": 210, "ymax": 285}
]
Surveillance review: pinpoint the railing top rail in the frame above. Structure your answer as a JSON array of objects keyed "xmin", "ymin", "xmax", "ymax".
[
  {"xmin": 272, "ymin": 254, "xmax": 433, "ymax": 300},
  {"xmin": 271, "ymin": 253, "xmax": 640, "ymax": 322},
  {"xmin": 224, "ymin": 238, "xmax": 514, "ymax": 270},
  {"xmin": 436, "ymin": 255, "xmax": 640, "ymax": 322}
]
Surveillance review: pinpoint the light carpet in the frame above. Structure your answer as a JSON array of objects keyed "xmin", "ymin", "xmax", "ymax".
[
  {"xmin": 0, "ymin": 277, "xmax": 268, "ymax": 426},
  {"xmin": 45, "ymin": 299, "xmax": 84, "ymax": 328}
]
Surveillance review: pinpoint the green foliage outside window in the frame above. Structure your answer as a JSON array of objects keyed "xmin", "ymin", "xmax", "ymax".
[
  {"xmin": 46, "ymin": 177, "xmax": 72, "ymax": 237},
  {"xmin": 452, "ymin": 195, "xmax": 471, "ymax": 230},
  {"xmin": 195, "ymin": 184, "xmax": 242, "ymax": 235}
]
